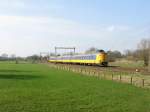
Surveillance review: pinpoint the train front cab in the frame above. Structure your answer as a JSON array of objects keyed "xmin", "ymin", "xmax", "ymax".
[{"xmin": 97, "ymin": 50, "xmax": 108, "ymax": 66}]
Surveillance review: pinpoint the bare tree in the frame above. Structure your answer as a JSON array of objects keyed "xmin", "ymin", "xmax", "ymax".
[
  {"xmin": 138, "ymin": 38, "xmax": 150, "ymax": 66},
  {"xmin": 149, "ymin": 48, "xmax": 150, "ymax": 72},
  {"xmin": 85, "ymin": 47, "xmax": 98, "ymax": 54},
  {"xmin": 1, "ymin": 53, "xmax": 8, "ymax": 58}
]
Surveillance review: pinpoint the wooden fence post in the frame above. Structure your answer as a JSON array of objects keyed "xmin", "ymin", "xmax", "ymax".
[
  {"xmin": 131, "ymin": 77, "xmax": 133, "ymax": 85},
  {"xmin": 99, "ymin": 72, "xmax": 101, "ymax": 79},
  {"xmin": 96, "ymin": 72, "xmax": 98, "ymax": 77},
  {"xmin": 112, "ymin": 74, "xmax": 114, "ymax": 80},
  {"xmin": 142, "ymin": 79, "xmax": 145, "ymax": 87},
  {"xmin": 119, "ymin": 75, "xmax": 122, "ymax": 82}
]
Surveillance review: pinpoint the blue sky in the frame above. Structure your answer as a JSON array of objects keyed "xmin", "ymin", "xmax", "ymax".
[{"xmin": 0, "ymin": 0, "xmax": 150, "ymax": 56}]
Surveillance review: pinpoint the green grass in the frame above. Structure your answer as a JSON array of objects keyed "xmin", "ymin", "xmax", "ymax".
[
  {"xmin": 0, "ymin": 63, "xmax": 150, "ymax": 112},
  {"xmin": 109, "ymin": 60, "xmax": 144, "ymax": 68}
]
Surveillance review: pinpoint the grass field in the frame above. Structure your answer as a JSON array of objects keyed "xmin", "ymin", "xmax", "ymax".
[
  {"xmin": 109, "ymin": 59, "xmax": 145, "ymax": 68},
  {"xmin": 0, "ymin": 62, "xmax": 150, "ymax": 112}
]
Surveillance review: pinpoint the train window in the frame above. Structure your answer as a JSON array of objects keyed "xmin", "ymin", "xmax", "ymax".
[
  {"xmin": 92, "ymin": 56, "xmax": 94, "ymax": 59},
  {"xmin": 93, "ymin": 56, "xmax": 94, "ymax": 59},
  {"xmin": 98, "ymin": 50, "xmax": 104, "ymax": 53},
  {"xmin": 90, "ymin": 56, "xmax": 92, "ymax": 60}
]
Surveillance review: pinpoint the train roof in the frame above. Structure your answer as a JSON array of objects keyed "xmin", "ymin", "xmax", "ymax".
[{"xmin": 50, "ymin": 50, "xmax": 106, "ymax": 58}]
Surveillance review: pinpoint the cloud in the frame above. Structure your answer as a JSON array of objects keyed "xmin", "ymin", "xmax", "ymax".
[
  {"xmin": 0, "ymin": 0, "xmax": 63, "ymax": 16},
  {"xmin": 0, "ymin": 0, "xmax": 25, "ymax": 9},
  {"xmin": 107, "ymin": 25, "xmax": 130, "ymax": 32},
  {"xmin": 0, "ymin": 15, "xmax": 148, "ymax": 56}
]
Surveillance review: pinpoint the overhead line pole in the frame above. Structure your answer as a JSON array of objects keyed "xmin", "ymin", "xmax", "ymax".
[{"xmin": 55, "ymin": 47, "xmax": 76, "ymax": 57}]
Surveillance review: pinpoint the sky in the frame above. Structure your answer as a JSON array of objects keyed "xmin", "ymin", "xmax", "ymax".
[{"xmin": 0, "ymin": 0, "xmax": 150, "ymax": 56}]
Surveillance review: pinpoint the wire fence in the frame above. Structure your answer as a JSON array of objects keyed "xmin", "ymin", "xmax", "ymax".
[{"xmin": 48, "ymin": 64, "xmax": 150, "ymax": 89}]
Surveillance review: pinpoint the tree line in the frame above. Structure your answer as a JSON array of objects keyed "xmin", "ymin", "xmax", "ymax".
[
  {"xmin": 38, "ymin": 38, "xmax": 150, "ymax": 67},
  {"xmin": 1, "ymin": 38, "xmax": 149, "ymax": 67},
  {"xmin": 85, "ymin": 38, "xmax": 150, "ymax": 67},
  {"xmin": 124, "ymin": 38, "xmax": 150, "ymax": 66}
]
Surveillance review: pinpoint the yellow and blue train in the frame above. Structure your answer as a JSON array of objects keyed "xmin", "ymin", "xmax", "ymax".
[{"xmin": 49, "ymin": 50, "xmax": 108, "ymax": 66}]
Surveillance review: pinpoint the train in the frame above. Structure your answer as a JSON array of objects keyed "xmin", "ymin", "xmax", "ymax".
[{"xmin": 48, "ymin": 50, "xmax": 108, "ymax": 66}]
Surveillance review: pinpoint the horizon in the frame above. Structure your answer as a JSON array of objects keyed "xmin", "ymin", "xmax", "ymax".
[{"xmin": 0, "ymin": 0, "xmax": 150, "ymax": 57}]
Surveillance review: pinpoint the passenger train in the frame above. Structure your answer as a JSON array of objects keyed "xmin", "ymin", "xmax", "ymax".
[{"xmin": 49, "ymin": 50, "xmax": 108, "ymax": 66}]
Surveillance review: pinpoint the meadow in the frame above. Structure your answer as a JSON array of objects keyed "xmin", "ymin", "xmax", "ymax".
[
  {"xmin": 0, "ymin": 62, "xmax": 150, "ymax": 112},
  {"xmin": 109, "ymin": 59, "xmax": 145, "ymax": 68}
]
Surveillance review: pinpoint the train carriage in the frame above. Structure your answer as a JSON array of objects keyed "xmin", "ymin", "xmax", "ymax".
[{"xmin": 49, "ymin": 50, "xmax": 108, "ymax": 66}]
